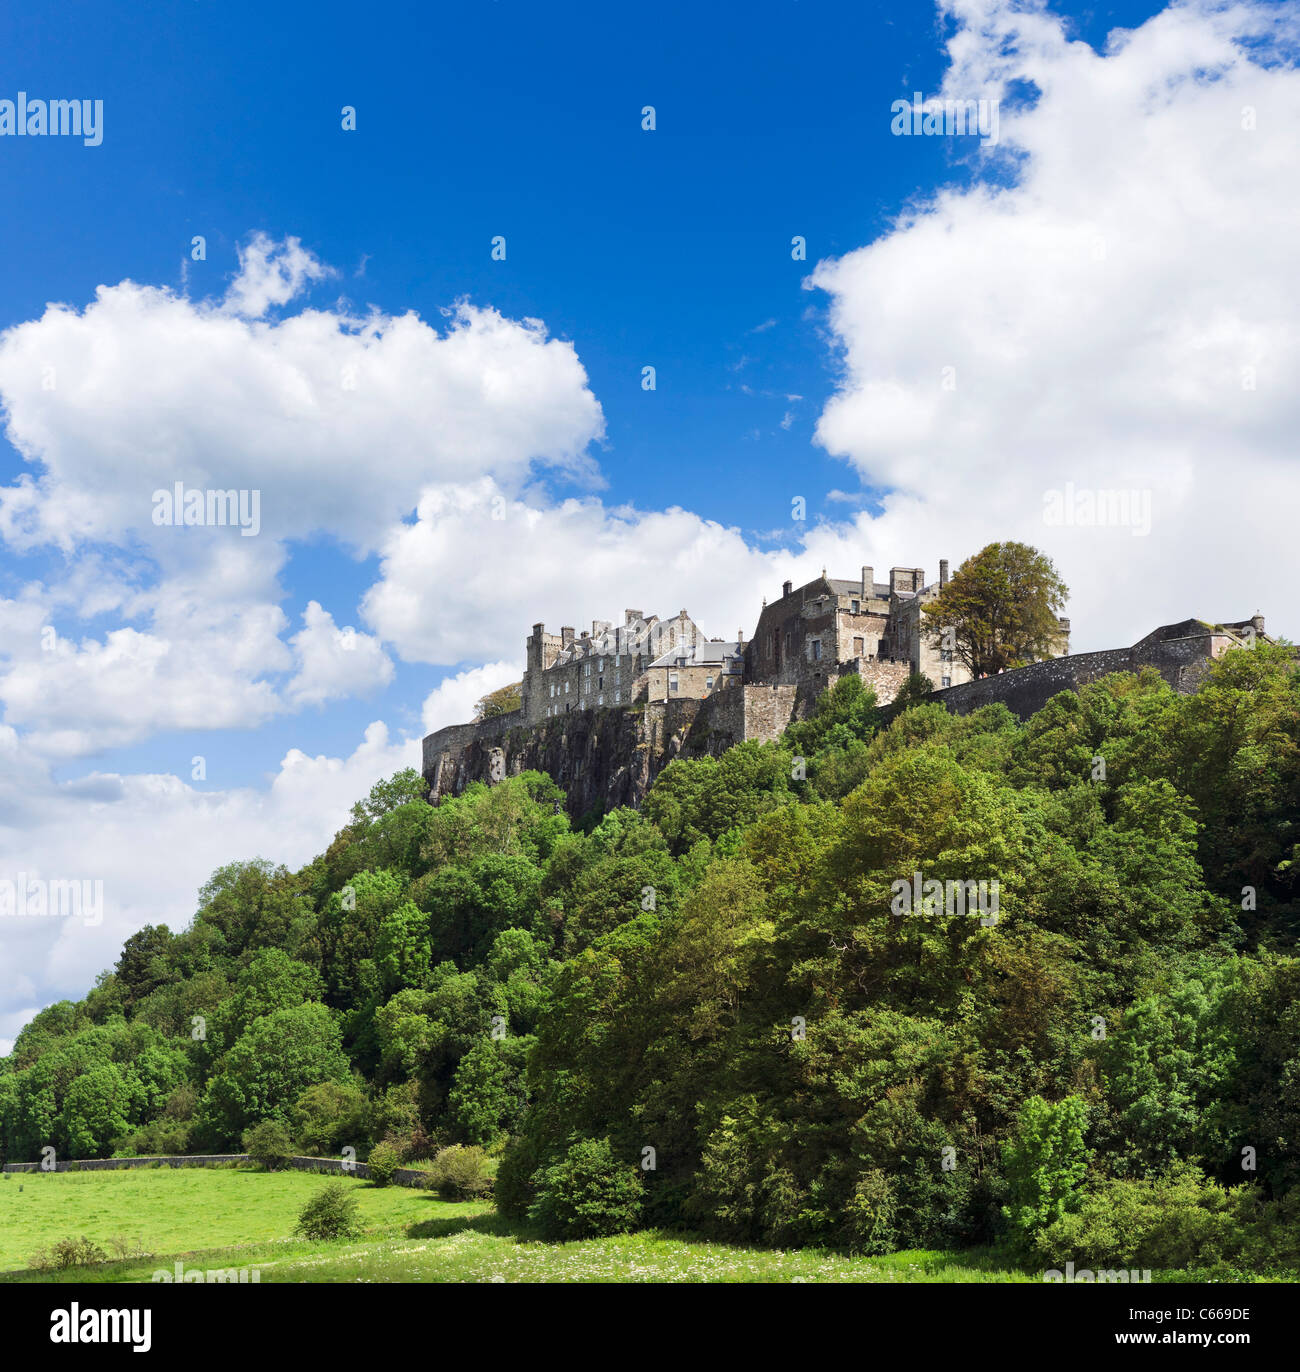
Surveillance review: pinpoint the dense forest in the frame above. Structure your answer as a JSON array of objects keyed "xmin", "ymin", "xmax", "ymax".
[{"xmin": 3, "ymin": 643, "xmax": 1298, "ymax": 1272}]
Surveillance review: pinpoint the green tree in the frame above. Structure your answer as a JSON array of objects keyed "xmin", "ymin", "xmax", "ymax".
[
  {"xmin": 1002, "ymin": 1095, "xmax": 1092, "ymax": 1245},
  {"xmin": 198, "ymin": 1003, "xmax": 350, "ymax": 1145},
  {"xmin": 61, "ymin": 1064, "xmax": 131, "ymax": 1157},
  {"xmin": 475, "ymin": 682, "xmax": 523, "ymax": 719},
  {"xmin": 528, "ymin": 1137, "xmax": 645, "ymax": 1240},
  {"xmin": 243, "ymin": 1118, "xmax": 294, "ymax": 1169},
  {"xmin": 921, "ymin": 541, "xmax": 1068, "ymax": 677}
]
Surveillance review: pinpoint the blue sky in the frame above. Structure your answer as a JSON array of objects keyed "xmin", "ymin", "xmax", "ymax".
[
  {"xmin": 2, "ymin": 0, "xmax": 1297, "ymax": 1042},
  {"xmin": 0, "ymin": 0, "xmax": 1170, "ymax": 783}
]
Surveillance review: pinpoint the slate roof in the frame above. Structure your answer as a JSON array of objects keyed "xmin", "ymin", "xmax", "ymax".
[{"xmin": 648, "ymin": 640, "xmax": 743, "ymax": 670}]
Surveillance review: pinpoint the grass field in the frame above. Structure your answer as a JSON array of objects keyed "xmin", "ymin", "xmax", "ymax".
[
  {"xmin": 0, "ymin": 1167, "xmax": 467, "ymax": 1272},
  {"xmin": 0, "ymin": 1167, "xmax": 1279, "ymax": 1284},
  {"xmin": 0, "ymin": 1166, "xmax": 1037, "ymax": 1283}
]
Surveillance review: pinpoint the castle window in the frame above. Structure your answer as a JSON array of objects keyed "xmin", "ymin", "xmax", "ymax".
[
  {"xmin": 809, "ymin": 639, "xmax": 822, "ymax": 662},
  {"xmin": 669, "ymin": 673, "xmax": 679, "ymax": 693},
  {"xmin": 851, "ymin": 599, "xmax": 860, "ymax": 613},
  {"xmin": 706, "ymin": 676, "xmax": 714, "ymax": 690},
  {"xmin": 615, "ymin": 690, "xmax": 621, "ymax": 704},
  {"xmin": 598, "ymin": 695, "xmax": 603, "ymax": 706},
  {"xmin": 942, "ymin": 676, "xmax": 951, "ymax": 688},
  {"xmin": 853, "ymin": 636, "xmax": 864, "ymax": 657},
  {"xmin": 564, "ymin": 681, "xmax": 570, "ymax": 693}
]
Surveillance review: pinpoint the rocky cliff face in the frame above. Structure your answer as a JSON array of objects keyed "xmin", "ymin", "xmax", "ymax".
[{"xmin": 424, "ymin": 699, "xmax": 711, "ymax": 820}]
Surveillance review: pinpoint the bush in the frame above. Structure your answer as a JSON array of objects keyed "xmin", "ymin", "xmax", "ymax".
[
  {"xmin": 122, "ymin": 1117, "xmax": 193, "ymax": 1156},
  {"xmin": 1031, "ymin": 1165, "xmax": 1249, "ymax": 1271},
  {"xmin": 242, "ymin": 1119, "xmax": 294, "ymax": 1171},
  {"xmin": 844, "ymin": 1169, "xmax": 898, "ymax": 1256},
  {"xmin": 495, "ymin": 1133, "xmax": 543, "ymax": 1221},
  {"xmin": 366, "ymin": 1138, "xmax": 401, "ymax": 1187},
  {"xmin": 294, "ymin": 1180, "xmax": 362, "ymax": 1241},
  {"xmin": 29, "ymin": 1236, "xmax": 108, "ymax": 1271},
  {"xmin": 1001, "ymin": 1095, "xmax": 1091, "ymax": 1249},
  {"xmin": 422, "ymin": 1144, "xmax": 493, "ymax": 1200},
  {"xmin": 527, "ymin": 1137, "xmax": 644, "ymax": 1241},
  {"xmin": 292, "ymin": 1079, "xmax": 370, "ymax": 1157}
]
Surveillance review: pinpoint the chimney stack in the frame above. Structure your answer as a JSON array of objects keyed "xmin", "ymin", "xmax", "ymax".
[
  {"xmin": 782, "ymin": 579, "xmax": 793, "ymax": 598},
  {"xmin": 561, "ymin": 626, "xmax": 575, "ymax": 646},
  {"xmin": 940, "ymin": 559, "xmax": 949, "ymax": 587},
  {"xmin": 861, "ymin": 565, "xmax": 873, "ymax": 597}
]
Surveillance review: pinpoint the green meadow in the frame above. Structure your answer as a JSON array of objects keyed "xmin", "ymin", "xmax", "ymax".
[
  {"xmin": 0, "ymin": 1167, "xmax": 1038, "ymax": 1284},
  {"xmin": 5, "ymin": 1168, "xmax": 1285, "ymax": 1284}
]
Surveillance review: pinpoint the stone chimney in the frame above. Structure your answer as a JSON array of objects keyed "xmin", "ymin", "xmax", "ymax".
[
  {"xmin": 625, "ymin": 609, "xmax": 642, "ymax": 627},
  {"xmin": 783, "ymin": 579, "xmax": 793, "ymax": 598},
  {"xmin": 861, "ymin": 565, "xmax": 873, "ymax": 597},
  {"xmin": 1251, "ymin": 613, "xmax": 1266, "ymax": 636},
  {"xmin": 940, "ymin": 559, "xmax": 949, "ymax": 587},
  {"xmin": 560, "ymin": 626, "xmax": 575, "ymax": 646}
]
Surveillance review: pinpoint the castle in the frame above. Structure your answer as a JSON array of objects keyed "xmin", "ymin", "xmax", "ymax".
[
  {"xmin": 424, "ymin": 560, "xmax": 1174, "ymax": 816},
  {"xmin": 518, "ymin": 562, "xmax": 1067, "ymax": 723},
  {"xmin": 424, "ymin": 564, "xmax": 1274, "ymax": 818}
]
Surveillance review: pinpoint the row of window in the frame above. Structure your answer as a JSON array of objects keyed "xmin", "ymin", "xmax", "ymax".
[{"xmin": 545, "ymin": 689, "xmax": 622, "ymax": 717}]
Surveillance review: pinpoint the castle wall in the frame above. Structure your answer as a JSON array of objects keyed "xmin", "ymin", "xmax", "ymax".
[{"xmin": 925, "ymin": 633, "xmax": 1229, "ymax": 719}]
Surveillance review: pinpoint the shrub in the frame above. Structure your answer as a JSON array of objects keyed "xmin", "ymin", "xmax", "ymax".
[
  {"xmin": 422, "ymin": 1144, "xmax": 493, "ymax": 1200},
  {"xmin": 495, "ymin": 1133, "xmax": 543, "ymax": 1221},
  {"xmin": 294, "ymin": 1180, "xmax": 362, "ymax": 1241},
  {"xmin": 29, "ymin": 1236, "xmax": 108, "ymax": 1271},
  {"xmin": 242, "ymin": 1119, "xmax": 294, "ymax": 1171},
  {"xmin": 123, "ymin": 1117, "xmax": 193, "ymax": 1156},
  {"xmin": 366, "ymin": 1138, "xmax": 401, "ymax": 1187},
  {"xmin": 1031, "ymin": 1165, "xmax": 1250, "ymax": 1272},
  {"xmin": 292, "ymin": 1079, "xmax": 371, "ymax": 1157},
  {"xmin": 1001, "ymin": 1095, "xmax": 1091, "ymax": 1249},
  {"xmin": 528, "ymin": 1137, "xmax": 644, "ymax": 1241},
  {"xmin": 844, "ymin": 1169, "xmax": 898, "ymax": 1256}
]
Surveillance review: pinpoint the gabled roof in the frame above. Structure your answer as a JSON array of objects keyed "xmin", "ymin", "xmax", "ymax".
[
  {"xmin": 648, "ymin": 640, "xmax": 743, "ymax": 669},
  {"xmin": 550, "ymin": 615, "xmax": 664, "ymax": 667}
]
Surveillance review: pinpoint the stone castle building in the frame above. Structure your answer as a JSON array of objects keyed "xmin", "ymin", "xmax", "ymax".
[
  {"xmin": 517, "ymin": 561, "xmax": 1067, "ymax": 724},
  {"xmin": 522, "ymin": 609, "xmax": 744, "ymax": 721},
  {"xmin": 424, "ymin": 559, "xmax": 1097, "ymax": 814}
]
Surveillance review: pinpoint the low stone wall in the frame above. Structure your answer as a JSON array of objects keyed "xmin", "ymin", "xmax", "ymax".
[
  {"xmin": 2, "ymin": 1153, "xmax": 429, "ymax": 1187},
  {"xmin": 2, "ymin": 1154, "xmax": 249, "ymax": 1173},
  {"xmin": 926, "ymin": 634, "xmax": 1226, "ymax": 720},
  {"xmin": 423, "ymin": 710, "xmax": 522, "ymax": 793}
]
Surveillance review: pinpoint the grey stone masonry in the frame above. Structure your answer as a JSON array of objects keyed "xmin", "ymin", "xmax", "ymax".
[
  {"xmin": 423, "ymin": 570, "xmax": 1281, "ymax": 815},
  {"xmin": 927, "ymin": 617, "xmax": 1278, "ymax": 719}
]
